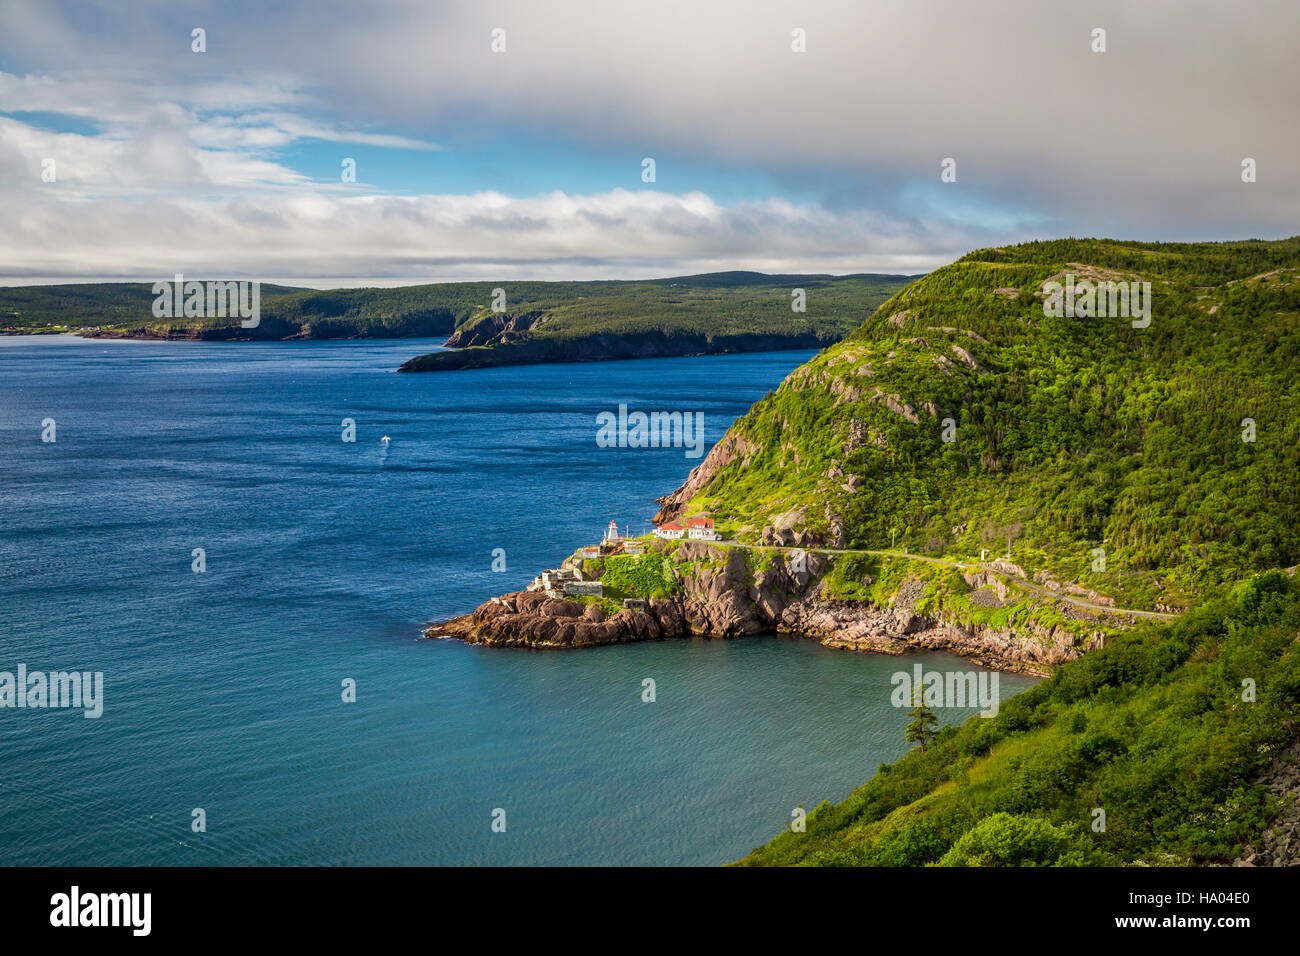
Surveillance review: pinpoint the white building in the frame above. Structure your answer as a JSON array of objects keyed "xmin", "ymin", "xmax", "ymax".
[
  {"xmin": 686, "ymin": 516, "xmax": 722, "ymax": 540},
  {"xmin": 654, "ymin": 522, "xmax": 685, "ymax": 540}
]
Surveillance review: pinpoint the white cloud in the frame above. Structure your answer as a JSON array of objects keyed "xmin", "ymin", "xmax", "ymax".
[
  {"xmin": 0, "ymin": 185, "xmax": 985, "ymax": 278},
  {"xmin": 0, "ymin": 0, "xmax": 1296, "ymax": 278}
]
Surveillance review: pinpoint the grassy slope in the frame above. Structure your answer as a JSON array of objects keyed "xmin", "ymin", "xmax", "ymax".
[
  {"xmin": 683, "ymin": 238, "xmax": 1300, "ymax": 612},
  {"xmin": 738, "ymin": 570, "xmax": 1300, "ymax": 866},
  {"xmin": 693, "ymin": 237, "xmax": 1300, "ymax": 866}
]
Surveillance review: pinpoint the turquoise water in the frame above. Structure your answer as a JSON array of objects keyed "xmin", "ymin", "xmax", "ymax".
[{"xmin": 0, "ymin": 336, "xmax": 1036, "ymax": 865}]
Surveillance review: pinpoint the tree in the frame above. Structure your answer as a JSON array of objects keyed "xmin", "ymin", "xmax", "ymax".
[{"xmin": 905, "ymin": 681, "xmax": 939, "ymax": 750}]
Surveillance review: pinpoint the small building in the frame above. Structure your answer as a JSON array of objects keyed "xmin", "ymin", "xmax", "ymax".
[
  {"xmin": 579, "ymin": 546, "xmax": 601, "ymax": 560},
  {"xmin": 622, "ymin": 539, "xmax": 645, "ymax": 555},
  {"xmin": 654, "ymin": 522, "xmax": 685, "ymax": 540},
  {"xmin": 540, "ymin": 569, "xmax": 576, "ymax": 590},
  {"xmin": 603, "ymin": 520, "xmax": 621, "ymax": 543},
  {"xmin": 564, "ymin": 580, "xmax": 603, "ymax": 597},
  {"xmin": 686, "ymin": 516, "xmax": 722, "ymax": 540}
]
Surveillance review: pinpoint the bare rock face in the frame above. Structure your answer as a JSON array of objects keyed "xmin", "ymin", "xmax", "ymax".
[
  {"xmin": 963, "ymin": 571, "xmax": 1008, "ymax": 601},
  {"xmin": 681, "ymin": 548, "xmax": 767, "ymax": 636},
  {"xmin": 988, "ymin": 558, "xmax": 1027, "ymax": 579},
  {"xmin": 444, "ymin": 311, "xmax": 549, "ymax": 348},
  {"xmin": 825, "ymin": 505, "xmax": 849, "ymax": 548},
  {"xmin": 759, "ymin": 509, "xmax": 828, "ymax": 548},
  {"xmin": 778, "ymin": 597, "xmax": 1072, "ymax": 675},
  {"xmin": 868, "ymin": 387, "xmax": 921, "ymax": 424},
  {"xmin": 431, "ymin": 539, "xmax": 1099, "ymax": 676},
  {"xmin": 1236, "ymin": 734, "xmax": 1300, "ymax": 867},
  {"xmin": 950, "ymin": 344, "xmax": 986, "ymax": 372},
  {"xmin": 654, "ymin": 433, "xmax": 756, "ymax": 524},
  {"xmin": 447, "ymin": 591, "xmax": 678, "ymax": 648}
]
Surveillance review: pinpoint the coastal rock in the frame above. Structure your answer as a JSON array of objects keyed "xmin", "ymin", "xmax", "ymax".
[
  {"xmin": 654, "ymin": 433, "xmax": 757, "ymax": 524},
  {"xmin": 401, "ymin": 330, "xmax": 841, "ymax": 374},
  {"xmin": 444, "ymin": 311, "xmax": 549, "ymax": 348},
  {"xmin": 434, "ymin": 537, "xmax": 1106, "ymax": 676}
]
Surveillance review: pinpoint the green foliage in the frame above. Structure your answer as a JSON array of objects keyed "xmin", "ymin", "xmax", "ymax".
[
  {"xmin": 736, "ymin": 572, "xmax": 1300, "ymax": 866},
  {"xmin": 821, "ymin": 553, "xmax": 878, "ymax": 599},
  {"xmin": 937, "ymin": 813, "xmax": 1103, "ymax": 867},
  {"xmin": 0, "ymin": 282, "xmax": 305, "ymax": 333},
  {"xmin": 905, "ymin": 684, "xmax": 940, "ymax": 750},
  {"xmin": 593, "ymin": 551, "xmax": 680, "ymax": 600},
  {"xmin": 689, "ymin": 237, "xmax": 1300, "ymax": 610},
  {"xmin": 2, "ymin": 273, "xmax": 915, "ymax": 346}
]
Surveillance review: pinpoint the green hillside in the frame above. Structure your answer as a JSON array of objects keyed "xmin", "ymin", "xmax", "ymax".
[
  {"xmin": 686, "ymin": 237, "xmax": 1300, "ymax": 866},
  {"xmin": 675, "ymin": 238, "xmax": 1300, "ymax": 613},
  {"xmin": 0, "ymin": 282, "xmax": 305, "ymax": 332},
  {"xmin": 0, "ymin": 273, "xmax": 916, "ymax": 350},
  {"xmin": 738, "ymin": 570, "xmax": 1300, "ymax": 866}
]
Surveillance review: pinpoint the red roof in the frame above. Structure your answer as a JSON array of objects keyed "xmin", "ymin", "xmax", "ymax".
[
  {"xmin": 660, "ymin": 522, "xmax": 684, "ymax": 531},
  {"xmin": 686, "ymin": 516, "xmax": 714, "ymax": 528}
]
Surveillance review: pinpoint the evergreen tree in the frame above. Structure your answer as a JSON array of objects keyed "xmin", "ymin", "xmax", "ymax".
[{"xmin": 905, "ymin": 681, "xmax": 939, "ymax": 750}]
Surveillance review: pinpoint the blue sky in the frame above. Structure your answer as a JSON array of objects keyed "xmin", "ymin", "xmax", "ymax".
[{"xmin": 0, "ymin": 0, "xmax": 1295, "ymax": 282}]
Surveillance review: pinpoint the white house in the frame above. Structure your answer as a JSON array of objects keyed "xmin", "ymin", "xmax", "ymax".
[
  {"xmin": 686, "ymin": 516, "xmax": 722, "ymax": 540},
  {"xmin": 654, "ymin": 522, "xmax": 685, "ymax": 540}
]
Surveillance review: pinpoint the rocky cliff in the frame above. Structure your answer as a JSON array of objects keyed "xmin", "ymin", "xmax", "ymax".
[
  {"xmin": 430, "ymin": 540, "xmax": 1123, "ymax": 675},
  {"xmin": 398, "ymin": 329, "xmax": 837, "ymax": 372}
]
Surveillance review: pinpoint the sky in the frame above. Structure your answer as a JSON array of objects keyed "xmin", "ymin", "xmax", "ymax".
[{"xmin": 0, "ymin": 0, "xmax": 1296, "ymax": 283}]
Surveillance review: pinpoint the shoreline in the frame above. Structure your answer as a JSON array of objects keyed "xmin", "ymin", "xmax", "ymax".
[{"xmin": 426, "ymin": 608, "xmax": 1056, "ymax": 676}]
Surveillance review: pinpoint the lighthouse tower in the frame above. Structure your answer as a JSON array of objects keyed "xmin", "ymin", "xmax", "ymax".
[{"xmin": 604, "ymin": 520, "xmax": 621, "ymax": 543}]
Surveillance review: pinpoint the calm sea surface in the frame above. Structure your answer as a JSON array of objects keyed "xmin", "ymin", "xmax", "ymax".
[{"xmin": 0, "ymin": 335, "xmax": 1035, "ymax": 865}]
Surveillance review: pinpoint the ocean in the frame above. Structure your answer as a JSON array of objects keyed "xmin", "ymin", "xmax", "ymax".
[{"xmin": 0, "ymin": 335, "xmax": 1036, "ymax": 865}]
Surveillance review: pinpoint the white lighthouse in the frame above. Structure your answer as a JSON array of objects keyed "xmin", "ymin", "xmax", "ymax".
[{"xmin": 604, "ymin": 520, "xmax": 621, "ymax": 543}]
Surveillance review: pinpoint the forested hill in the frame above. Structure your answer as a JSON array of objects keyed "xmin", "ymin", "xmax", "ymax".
[
  {"xmin": 0, "ymin": 273, "xmax": 916, "ymax": 352},
  {"xmin": 739, "ymin": 569, "xmax": 1300, "ymax": 866},
  {"xmin": 643, "ymin": 237, "xmax": 1300, "ymax": 867},
  {"xmin": 396, "ymin": 272, "xmax": 915, "ymax": 370},
  {"xmin": 0, "ymin": 282, "xmax": 306, "ymax": 334},
  {"xmin": 663, "ymin": 237, "xmax": 1300, "ymax": 613}
]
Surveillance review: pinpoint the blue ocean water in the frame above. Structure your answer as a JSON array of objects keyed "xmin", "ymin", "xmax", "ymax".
[{"xmin": 0, "ymin": 335, "xmax": 1035, "ymax": 865}]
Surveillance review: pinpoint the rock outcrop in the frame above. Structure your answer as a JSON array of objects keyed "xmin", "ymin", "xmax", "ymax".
[
  {"xmin": 399, "ymin": 329, "xmax": 840, "ymax": 372},
  {"xmin": 429, "ymin": 542, "xmax": 1113, "ymax": 676},
  {"xmin": 1235, "ymin": 733, "xmax": 1300, "ymax": 867},
  {"xmin": 655, "ymin": 433, "xmax": 757, "ymax": 525},
  {"xmin": 443, "ymin": 311, "xmax": 549, "ymax": 347}
]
